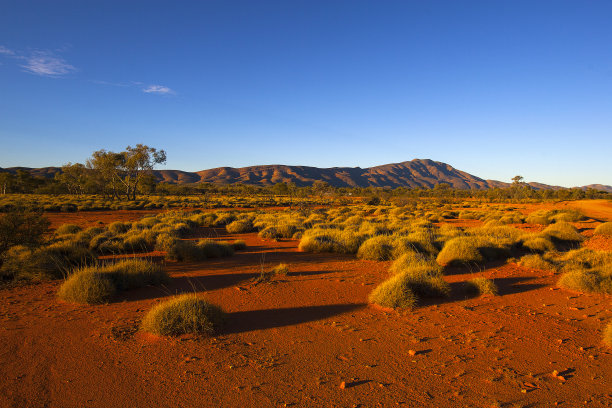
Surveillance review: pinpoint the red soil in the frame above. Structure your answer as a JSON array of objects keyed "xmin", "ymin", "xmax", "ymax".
[{"xmin": 1, "ymin": 204, "xmax": 611, "ymax": 407}]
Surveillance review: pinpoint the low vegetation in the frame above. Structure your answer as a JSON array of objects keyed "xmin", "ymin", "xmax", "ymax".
[
  {"xmin": 57, "ymin": 260, "xmax": 169, "ymax": 304},
  {"xmin": 465, "ymin": 277, "xmax": 498, "ymax": 296},
  {"xmin": 140, "ymin": 294, "xmax": 225, "ymax": 336}
]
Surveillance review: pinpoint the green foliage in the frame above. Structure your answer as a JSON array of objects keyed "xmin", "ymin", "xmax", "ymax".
[
  {"xmin": 0, "ymin": 209, "xmax": 49, "ymax": 255},
  {"xmin": 140, "ymin": 294, "xmax": 225, "ymax": 336}
]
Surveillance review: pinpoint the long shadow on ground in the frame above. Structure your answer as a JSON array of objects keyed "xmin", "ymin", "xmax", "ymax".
[{"xmin": 223, "ymin": 303, "xmax": 366, "ymax": 334}]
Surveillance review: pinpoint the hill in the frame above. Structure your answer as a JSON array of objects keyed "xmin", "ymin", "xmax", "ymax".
[{"xmin": 1, "ymin": 159, "xmax": 610, "ymax": 191}]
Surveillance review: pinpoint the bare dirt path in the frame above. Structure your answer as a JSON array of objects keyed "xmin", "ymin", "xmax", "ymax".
[{"xmin": 1, "ymin": 227, "xmax": 611, "ymax": 408}]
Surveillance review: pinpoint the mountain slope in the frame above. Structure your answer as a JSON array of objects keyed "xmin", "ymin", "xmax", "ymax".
[{"xmin": 1, "ymin": 159, "xmax": 610, "ymax": 191}]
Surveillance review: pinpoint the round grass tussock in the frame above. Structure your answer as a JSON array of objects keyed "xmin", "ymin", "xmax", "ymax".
[
  {"xmin": 57, "ymin": 270, "xmax": 116, "ymax": 304},
  {"xmin": 465, "ymin": 277, "xmax": 498, "ymax": 296},
  {"xmin": 357, "ymin": 236, "xmax": 394, "ymax": 261},
  {"xmin": 55, "ymin": 224, "xmax": 82, "ymax": 235},
  {"xmin": 594, "ymin": 222, "xmax": 612, "ymax": 237},
  {"xmin": 226, "ymin": 219, "xmax": 254, "ymax": 234},
  {"xmin": 518, "ymin": 254, "xmax": 558, "ymax": 271},
  {"xmin": 436, "ymin": 236, "xmax": 484, "ymax": 266},
  {"xmin": 140, "ymin": 294, "xmax": 225, "ymax": 336},
  {"xmin": 558, "ymin": 269, "xmax": 612, "ymax": 294},
  {"xmin": 368, "ymin": 273, "xmax": 418, "ymax": 309},
  {"xmin": 542, "ymin": 222, "xmax": 584, "ymax": 243},
  {"xmin": 521, "ymin": 236, "xmax": 556, "ymax": 253}
]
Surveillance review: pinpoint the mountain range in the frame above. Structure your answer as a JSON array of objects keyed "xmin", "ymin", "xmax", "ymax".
[{"xmin": 2, "ymin": 159, "xmax": 611, "ymax": 192}]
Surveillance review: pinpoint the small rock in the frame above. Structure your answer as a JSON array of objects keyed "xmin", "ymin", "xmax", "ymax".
[
  {"xmin": 339, "ymin": 381, "xmax": 346, "ymax": 389},
  {"xmin": 408, "ymin": 350, "xmax": 417, "ymax": 356}
]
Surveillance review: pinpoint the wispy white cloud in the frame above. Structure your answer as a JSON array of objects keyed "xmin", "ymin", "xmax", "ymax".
[
  {"xmin": 0, "ymin": 45, "xmax": 76, "ymax": 77},
  {"xmin": 21, "ymin": 50, "xmax": 76, "ymax": 76},
  {"xmin": 142, "ymin": 84, "xmax": 175, "ymax": 95},
  {"xmin": 0, "ymin": 45, "xmax": 15, "ymax": 55}
]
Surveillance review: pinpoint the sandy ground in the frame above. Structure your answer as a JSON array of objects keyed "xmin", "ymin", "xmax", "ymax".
[{"xmin": 1, "ymin": 203, "xmax": 611, "ymax": 408}]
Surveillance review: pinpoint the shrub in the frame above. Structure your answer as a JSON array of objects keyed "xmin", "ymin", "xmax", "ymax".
[
  {"xmin": 465, "ymin": 277, "xmax": 498, "ymax": 296},
  {"xmin": 551, "ymin": 210, "xmax": 585, "ymax": 223},
  {"xmin": 594, "ymin": 222, "xmax": 612, "ymax": 237},
  {"xmin": 140, "ymin": 294, "xmax": 225, "ymax": 336},
  {"xmin": 55, "ymin": 224, "xmax": 82, "ymax": 235},
  {"xmin": 0, "ymin": 209, "xmax": 49, "ymax": 255},
  {"xmin": 389, "ymin": 251, "xmax": 440, "ymax": 276},
  {"xmin": 298, "ymin": 229, "xmax": 366, "ymax": 254},
  {"xmin": 226, "ymin": 219, "xmax": 254, "ymax": 234},
  {"xmin": 357, "ymin": 236, "xmax": 394, "ymax": 261}
]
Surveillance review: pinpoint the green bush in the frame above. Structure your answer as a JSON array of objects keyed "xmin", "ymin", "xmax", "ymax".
[
  {"xmin": 140, "ymin": 294, "xmax": 225, "ymax": 336},
  {"xmin": 0, "ymin": 209, "xmax": 49, "ymax": 255}
]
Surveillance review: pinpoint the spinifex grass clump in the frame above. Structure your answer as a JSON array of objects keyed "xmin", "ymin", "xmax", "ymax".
[
  {"xmin": 57, "ymin": 259, "xmax": 169, "ymax": 304},
  {"xmin": 436, "ymin": 236, "xmax": 484, "ymax": 266},
  {"xmin": 140, "ymin": 294, "xmax": 225, "ymax": 336},
  {"xmin": 557, "ymin": 249, "xmax": 612, "ymax": 294},
  {"xmin": 226, "ymin": 219, "xmax": 254, "ymax": 234},
  {"xmin": 164, "ymin": 239, "xmax": 235, "ymax": 261},
  {"xmin": 594, "ymin": 222, "xmax": 612, "ymax": 237},
  {"xmin": 465, "ymin": 277, "xmax": 498, "ymax": 296},
  {"xmin": 518, "ymin": 254, "xmax": 558, "ymax": 271},
  {"xmin": 55, "ymin": 224, "xmax": 82, "ymax": 235},
  {"xmin": 369, "ymin": 255, "xmax": 450, "ymax": 309},
  {"xmin": 357, "ymin": 236, "xmax": 395, "ymax": 261},
  {"xmin": 0, "ymin": 242, "xmax": 97, "ymax": 281},
  {"xmin": 542, "ymin": 222, "xmax": 584, "ymax": 245},
  {"xmin": 521, "ymin": 235, "xmax": 556, "ymax": 253}
]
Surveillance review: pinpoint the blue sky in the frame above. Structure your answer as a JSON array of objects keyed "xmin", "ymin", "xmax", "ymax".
[{"xmin": 1, "ymin": 0, "xmax": 611, "ymax": 187}]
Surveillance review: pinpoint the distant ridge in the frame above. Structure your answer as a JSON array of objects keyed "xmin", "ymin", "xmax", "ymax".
[{"xmin": 1, "ymin": 159, "xmax": 610, "ymax": 191}]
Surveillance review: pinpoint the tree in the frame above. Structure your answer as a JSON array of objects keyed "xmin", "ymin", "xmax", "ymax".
[
  {"xmin": 86, "ymin": 145, "xmax": 166, "ymax": 200},
  {"xmin": 120, "ymin": 144, "xmax": 166, "ymax": 200},
  {"xmin": 0, "ymin": 172, "xmax": 15, "ymax": 195},
  {"xmin": 56, "ymin": 163, "xmax": 89, "ymax": 195}
]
